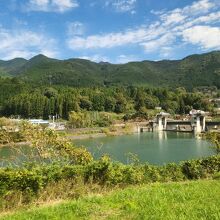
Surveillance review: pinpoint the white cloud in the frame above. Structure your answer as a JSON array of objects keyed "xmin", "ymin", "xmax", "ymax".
[
  {"xmin": 182, "ymin": 26, "xmax": 220, "ymax": 50},
  {"xmin": 116, "ymin": 54, "xmax": 139, "ymax": 63},
  {"xmin": 160, "ymin": 12, "xmax": 186, "ymax": 26},
  {"xmin": 67, "ymin": 0, "xmax": 220, "ymax": 56},
  {"xmin": 159, "ymin": 47, "xmax": 174, "ymax": 58},
  {"xmin": 141, "ymin": 34, "xmax": 175, "ymax": 53},
  {"xmin": 156, "ymin": 0, "xmax": 216, "ymax": 29},
  {"xmin": 79, "ymin": 54, "xmax": 139, "ymax": 64},
  {"xmin": 68, "ymin": 28, "xmax": 149, "ymax": 49},
  {"xmin": 0, "ymin": 28, "xmax": 58, "ymax": 60},
  {"xmin": 105, "ymin": 0, "xmax": 136, "ymax": 13},
  {"xmin": 172, "ymin": 11, "xmax": 220, "ymax": 32},
  {"xmin": 67, "ymin": 22, "xmax": 85, "ymax": 36},
  {"xmin": 183, "ymin": 0, "xmax": 215, "ymax": 15},
  {"xmin": 25, "ymin": 0, "xmax": 79, "ymax": 13},
  {"xmin": 67, "ymin": 25, "xmax": 168, "ymax": 50},
  {"xmin": 154, "ymin": 0, "xmax": 215, "ymax": 19},
  {"xmin": 79, "ymin": 54, "xmax": 110, "ymax": 62},
  {"xmin": 194, "ymin": 11, "xmax": 220, "ymax": 24}
]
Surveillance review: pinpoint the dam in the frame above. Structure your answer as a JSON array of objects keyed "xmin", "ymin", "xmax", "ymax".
[{"xmin": 139, "ymin": 110, "xmax": 220, "ymax": 134}]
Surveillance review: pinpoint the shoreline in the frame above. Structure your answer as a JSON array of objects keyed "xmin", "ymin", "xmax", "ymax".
[
  {"xmin": 68, "ymin": 132, "xmax": 107, "ymax": 140},
  {"xmin": 67, "ymin": 130, "xmax": 136, "ymax": 140},
  {"xmin": 0, "ymin": 125, "xmax": 137, "ymax": 147},
  {"xmin": 65, "ymin": 123, "xmax": 138, "ymax": 140}
]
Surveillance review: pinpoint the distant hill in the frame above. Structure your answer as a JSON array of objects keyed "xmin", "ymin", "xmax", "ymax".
[
  {"xmin": 0, "ymin": 51, "xmax": 220, "ymax": 89},
  {"xmin": 0, "ymin": 58, "xmax": 27, "ymax": 76}
]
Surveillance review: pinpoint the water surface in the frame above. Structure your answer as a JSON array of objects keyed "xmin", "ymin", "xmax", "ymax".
[
  {"xmin": 75, "ymin": 132, "xmax": 214, "ymax": 165},
  {"xmin": 0, "ymin": 132, "xmax": 214, "ymax": 166}
]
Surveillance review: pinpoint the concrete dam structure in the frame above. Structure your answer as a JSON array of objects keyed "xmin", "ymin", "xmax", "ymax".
[{"xmin": 145, "ymin": 110, "xmax": 220, "ymax": 134}]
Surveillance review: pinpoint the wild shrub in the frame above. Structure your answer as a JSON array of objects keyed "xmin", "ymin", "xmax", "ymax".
[
  {"xmin": 159, "ymin": 163, "xmax": 185, "ymax": 182},
  {"xmin": 0, "ymin": 155, "xmax": 220, "ymax": 211}
]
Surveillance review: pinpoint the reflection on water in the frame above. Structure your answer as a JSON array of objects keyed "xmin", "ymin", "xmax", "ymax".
[
  {"xmin": 75, "ymin": 132, "xmax": 214, "ymax": 165},
  {"xmin": 0, "ymin": 132, "xmax": 214, "ymax": 166}
]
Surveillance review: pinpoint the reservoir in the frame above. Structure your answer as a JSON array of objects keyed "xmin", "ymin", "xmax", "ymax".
[
  {"xmin": 75, "ymin": 132, "xmax": 214, "ymax": 165},
  {"xmin": 0, "ymin": 132, "xmax": 215, "ymax": 166}
]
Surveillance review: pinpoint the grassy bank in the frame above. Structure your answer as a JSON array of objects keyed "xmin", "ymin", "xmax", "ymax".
[
  {"xmin": 1, "ymin": 125, "xmax": 220, "ymax": 219},
  {"xmin": 1, "ymin": 155, "xmax": 220, "ymax": 212},
  {"xmin": 1, "ymin": 180, "xmax": 220, "ymax": 220},
  {"xmin": 65, "ymin": 123, "xmax": 136, "ymax": 140}
]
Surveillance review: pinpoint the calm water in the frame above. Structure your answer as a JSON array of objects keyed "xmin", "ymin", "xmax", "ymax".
[
  {"xmin": 0, "ymin": 132, "xmax": 214, "ymax": 166},
  {"xmin": 75, "ymin": 132, "xmax": 214, "ymax": 165}
]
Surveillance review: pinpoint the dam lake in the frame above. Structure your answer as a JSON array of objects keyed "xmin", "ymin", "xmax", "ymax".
[
  {"xmin": 74, "ymin": 132, "xmax": 214, "ymax": 165},
  {"xmin": 0, "ymin": 132, "xmax": 214, "ymax": 166}
]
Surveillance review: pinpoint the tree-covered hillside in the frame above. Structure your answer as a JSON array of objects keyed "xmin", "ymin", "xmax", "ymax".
[
  {"xmin": 0, "ymin": 58, "xmax": 27, "ymax": 76},
  {"xmin": 0, "ymin": 51, "xmax": 220, "ymax": 89},
  {"xmin": 0, "ymin": 78, "xmax": 214, "ymax": 119}
]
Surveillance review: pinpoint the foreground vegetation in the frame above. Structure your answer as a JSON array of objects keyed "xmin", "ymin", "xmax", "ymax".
[
  {"xmin": 1, "ymin": 124, "xmax": 220, "ymax": 218},
  {"xmin": 1, "ymin": 180, "xmax": 220, "ymax": 220},
  {"xmin": 206, "ymin": 132, "xmax": 220, "ymax": 154},
  {"xmin": 0, "ymin": 154, "xmax": 220, "ymax": 212}
]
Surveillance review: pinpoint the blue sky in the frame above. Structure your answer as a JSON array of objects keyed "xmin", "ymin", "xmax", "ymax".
[{"xmin": 0, "ymin": 0, "xmax": 220, "ymax": 63}]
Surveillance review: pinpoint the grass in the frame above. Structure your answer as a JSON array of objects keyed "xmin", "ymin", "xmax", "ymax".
[{"xmin": 1, "ymin": 180, "xmax": 220, "ymax": 220}]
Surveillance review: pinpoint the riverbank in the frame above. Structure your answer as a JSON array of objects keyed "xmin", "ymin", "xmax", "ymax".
[
  {"xmin": 65, "ymin": 123, "xmax": 138, "ymax": 140},
  {"xmin": 0, "ymin": 123, "xmax": 138, "ymax": 147},
  {"xmin": 1, "ymin": 180, "xmax": 220, "ymax": 220}
]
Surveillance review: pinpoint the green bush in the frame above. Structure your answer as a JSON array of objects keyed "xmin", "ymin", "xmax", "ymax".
[
  {"xmin": 0, "ymin": 155, "xmax": 220, "ymax": 202},
  {"xmin": 84, "ymin": 155, "xmax": 111, "ymax": 184},
  {"xmin": 0, "ymin": 168, "xmax": 43, "ymax": 197},
  {"xmin": 213, "ymin": 172, "xmax": 220, "ymax": 180},
  {"xmin": 181, "ymin": 156, "xmax": 220, "ymax": 179},
  {"xmin": 159, "ymin": 163, "xmax": 186, "ymax": 182}
]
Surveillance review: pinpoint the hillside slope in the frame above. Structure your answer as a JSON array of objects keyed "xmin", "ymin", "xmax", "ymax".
[
  {"xmin": 0, "ymin": 58, "xmax": 27, "ymax": 77},
  {"xmin": 1, "ymin": 51, "xmax": 220, "ymax": 88}
]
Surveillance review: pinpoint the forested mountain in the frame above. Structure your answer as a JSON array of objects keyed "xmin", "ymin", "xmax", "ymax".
[
  {"xmin": 0, "ymin": 51, "xmax": 220, "ymax": 89},
  {"xmin": 0, "ymin": 77, "xmax": 215, "ymax": 120},
  {"xmin": 0, "ymin": 58, "xmax": 27, "ymax": 76}
]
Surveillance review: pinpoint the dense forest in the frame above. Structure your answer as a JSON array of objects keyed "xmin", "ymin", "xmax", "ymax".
[
  {"xmin": 1, "ymin": 51, "xmax": 220, "ymax": 120},
  {"xmin": 0, "ymin": 51, "xmax": 220, "ymax": 89},
  {"xmin": 0, "ymin": 77, "xmax": 216, "ymax": 120}
]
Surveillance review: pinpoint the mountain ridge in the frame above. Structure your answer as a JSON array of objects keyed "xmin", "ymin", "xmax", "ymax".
[{"xmin": 0, "ymin": 50, "xmax": 220, "ymax": 89}]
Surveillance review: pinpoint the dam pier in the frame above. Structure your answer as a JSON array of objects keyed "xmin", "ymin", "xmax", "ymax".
[{"xmin": 138, "ymin": 110, "xmax": 220, "ymax": 134}]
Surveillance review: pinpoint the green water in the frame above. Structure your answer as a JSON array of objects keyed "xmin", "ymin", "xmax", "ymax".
[
  {"xmin": 0, "ymin": 132, "xmax": 214, "ymax": 166},
  {"xmin": 0, "ymin": 145, "xmax": 35, "ymax": 166},
  {"xmin": 75, "ymin": 132, "xmax": 214, "ymax": 165}
]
